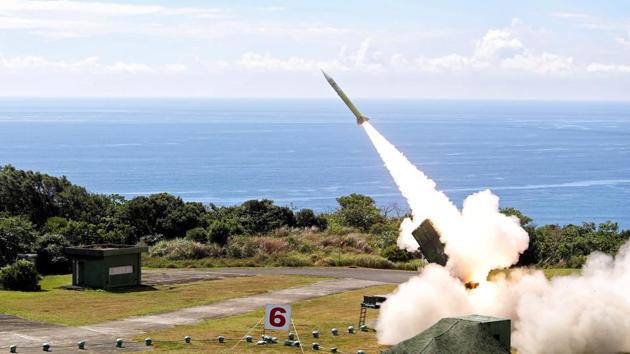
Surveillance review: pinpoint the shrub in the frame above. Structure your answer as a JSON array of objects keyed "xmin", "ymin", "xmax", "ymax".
[
  {"xmin": 35, "ymin": 233, "xmax": 71, "ymax": 274},
  {"xmin": 316, "ymin": 253, "xmax": 394, "ymax": 269},
  {"xmin": 226, "ymin": 236, "xmax": 257, "ymax": 258},
  {"xmin": 295, "ymin": 209, "xmax": 327, "ymax": 230},
  {"xmin": 369, "ymin": 221, "xmax": 399, "ymax": 236},
  {"xmin": 207, "ymin": 220, "xmax": 232, "ymax": 246},
  {"xmin": 140, "ymin": 233, "xmax": 165, "ymax": 246},
  {"xmin": 185, "ymin": 227, "xmax": 208, "ymax": 243},
  {"xmin": 318, "ymin": 234, "xmax": 373, "ymax": 253},
  {"xmin": 238, "ymin": 199, "xmax": 295, "ymax": 234},
  {"xmin": 394, "ymin": 259, "xmax": 426, "ymax": 271},
  {"xmin": 352, "ymin": 254, "xmax": 394, "ymax": 269},
  {"xmin": 255, "ymin": 237, "xmax": 290, "ymax": 254},
  {"xmin": 0, "ymin": 216, "xmax": 38, "ymax": 266},
  {"xmin": 149, "ymin": 239, "xmax": 221, "ymax": 260},
  {"xmin": 381, "ymin": 244, "xmax": 418, "ymax": 262},
  {"xmin": 0, "ymin": 259, "xmax": 41, "ymax": 291},
  {"xmin": 335, "ymin": 194, "xmax": 385, "ymax": 232},
  {"xmin": 316, "ymin": 254, "xmax": 359, "ymax": 267}
]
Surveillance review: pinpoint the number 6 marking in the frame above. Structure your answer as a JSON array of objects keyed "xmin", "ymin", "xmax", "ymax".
[{"xmin": 270, "ymin": 307, "xmax": 287, "ymax": 327}]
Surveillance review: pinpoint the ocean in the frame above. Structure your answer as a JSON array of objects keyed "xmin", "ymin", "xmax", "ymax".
[{"xmin": 0, "ymin": 98, "xmax": 629, "ymax": 229}]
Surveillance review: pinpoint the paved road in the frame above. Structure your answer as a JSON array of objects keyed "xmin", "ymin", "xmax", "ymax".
[
  {"xmin": 144, "ymin": 266, "xmax": 418, "ymax": 285},
  {"xmin": 1, "ymin": 274, "xmax": 391, "ymax": 353}
]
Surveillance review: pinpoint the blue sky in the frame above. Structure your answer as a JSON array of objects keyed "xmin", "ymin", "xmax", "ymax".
[{"xmin": 0, "ymin": 0, "xmax": 629, "ymax": 99}]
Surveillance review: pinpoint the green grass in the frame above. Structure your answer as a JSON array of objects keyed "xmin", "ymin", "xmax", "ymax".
[
  {"xmin": 0, "ymin": 274, "xmax": 325, "ymax": 326},
  {"xmin": 489, "ymin": 267, "xmax": 580, "ymax": 280},
  {"xmin": 540, "ymin": 268, "xmax": 581, "ymax": 278},
  {"xmin": 137, "ymin": 284, "xmax": 397, "ymax": 353}
]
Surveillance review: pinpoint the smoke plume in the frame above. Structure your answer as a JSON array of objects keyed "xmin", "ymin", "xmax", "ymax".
[
  {"xmin": 362, "ymin": 122, "xmax": 528, "ymax": 282},
  {"xmin": 361, "ymin": 122, "xmax": 630, "ymax": 353}
]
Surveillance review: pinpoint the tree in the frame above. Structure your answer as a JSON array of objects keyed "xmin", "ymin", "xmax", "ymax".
[
  {"xmin": 207, "ymin": 220, "xmax": 232, "ymax": 246},
  {"xmin": 35, "ymin": 234, "xmax": 71, "ymax": 274},
  {"xmin": 237, "ymin": 199, "xmax": 295, "ymax": 234},
  {"xmin": 500, "ymin": 207, "xmax": 533, "ymax": 226},
  {"xmin": 501, "ymin": 207, "xmax": 538, "ymax": 266},
  {"xmin": 0, "ymin": 165, "xmax": 116, "ymax": 226},
  {"xmin": 335, "ymin": 194, "xmax": 385, "ymax": 232},
  {"xmin": 0, "ymin": 216, "xmax": 38, "ymax": 266},
  {"xmin": 117, "ymin": 193, "xmax": 206, "ymax": 240}
]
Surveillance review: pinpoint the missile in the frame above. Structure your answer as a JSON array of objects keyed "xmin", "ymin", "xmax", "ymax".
[{"xmin": 322, "ymin": 70, "xmax": 369, "ymax": 125}]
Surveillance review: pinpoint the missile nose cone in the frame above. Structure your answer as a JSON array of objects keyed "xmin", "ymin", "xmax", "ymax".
[{"xmin": 321, "ymin": 69, "xmax": 332, "ymax": 81}]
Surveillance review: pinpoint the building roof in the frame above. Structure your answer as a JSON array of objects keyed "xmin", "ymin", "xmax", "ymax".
[{"xmin": 383, "ymin": 315, "xmax": 510, "ymax": 354}]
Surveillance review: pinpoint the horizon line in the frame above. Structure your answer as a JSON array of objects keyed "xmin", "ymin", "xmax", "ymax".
[{"xmin": 1, "ymin": 96, "xmax": 629, "ymax": 103}]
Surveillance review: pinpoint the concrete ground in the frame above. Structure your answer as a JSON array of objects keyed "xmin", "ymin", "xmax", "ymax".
[
  {"xmin": 143, "ymin": 266, "xmax": 418, "ymax": 285},
  {"xmin": 1, "ymin": 267, "xmax": 416, "ymax": 353}
]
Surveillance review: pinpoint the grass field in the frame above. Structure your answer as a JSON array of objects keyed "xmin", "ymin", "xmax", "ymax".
[
  {"xmin": 137, "ymin": 284, "xmax": 397, "ymax": 353},
  {"xmin": 0, "ymin": 274, "xmax": 324, "ymax": 326},
  {"xmin": 490, "ymin": 267, "xmax": 580, "ymax": 279}
]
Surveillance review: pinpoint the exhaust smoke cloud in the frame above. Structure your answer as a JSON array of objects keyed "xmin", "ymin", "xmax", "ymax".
[{"xmin": 361, "ymin": 122, "xmax": 630, "ymax": 353}]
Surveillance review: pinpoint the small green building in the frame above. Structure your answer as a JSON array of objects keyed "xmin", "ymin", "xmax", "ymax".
[{"xmin": 65, "ymin": 244, "xmax": 148, "ymax": 290}]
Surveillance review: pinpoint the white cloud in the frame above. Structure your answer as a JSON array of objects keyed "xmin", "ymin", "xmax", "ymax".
[
  {"xmin": 586, "ymin": 63, "xmax": 630, "ymax": 74},
  {"xmin": 551, "ymin": 12, "xmax": 592, "ymax": 20},
  {"xmin": 412, "ymin": 20, "xmax": 573, "ymax": 75},
  {"xmin": 0, "ymin": 0, "xmax": 221, "ymax": 17},
  {"xmin": 0, "ymin": 55, "xmax": 187, "ymax": 74},
  {"xmin": 501, "ymin": 52, "xmax": 574, "ymax": 75},
  {"xmin": 473, "ymin": 28, "xmax": 524, "ymax": 60},
  {"xmin": 237, "ymin": 52, "xmax": 337, "ymax": 72},
  {"xmin": 615, "ymin": 30, "xmax": 630, "ymax": 48},
  {"xmin": 416, "ymin": 54, "xmax": 470, "ymax": 72}
]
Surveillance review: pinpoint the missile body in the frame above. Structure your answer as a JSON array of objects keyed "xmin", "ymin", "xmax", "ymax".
[{"xmin": 322, "ymin": 71, "xmax": 369, "ymax": 125}]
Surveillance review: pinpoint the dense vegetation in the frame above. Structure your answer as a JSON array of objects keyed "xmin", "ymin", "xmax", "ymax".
[{"xmin": 1, "ymin": 165, "xmax": 629, "ymax": 281}]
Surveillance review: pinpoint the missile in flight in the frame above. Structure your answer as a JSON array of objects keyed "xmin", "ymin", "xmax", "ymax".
[{"xmin": 322, "ymin": 70, "xmax": 369, "ymax": 125}]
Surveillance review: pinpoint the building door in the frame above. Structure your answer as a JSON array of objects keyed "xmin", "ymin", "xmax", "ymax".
[{"xmin": 78, "ymin": 261, "xmax": 85, "ymax": 286}]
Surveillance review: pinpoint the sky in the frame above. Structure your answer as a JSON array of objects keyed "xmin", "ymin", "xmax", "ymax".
[{"xmin": 0, "ymin": 0, "xmax": 629, "ymax": 99}]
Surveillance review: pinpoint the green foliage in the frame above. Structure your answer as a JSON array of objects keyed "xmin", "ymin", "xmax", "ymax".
[
  {"xmin": 237, "ymin": 199, "xmax": 295, "ymax": 234},
  {"xmin": 295, "ymin": 208, "xmax": 327, "ymax": 230},
  {"xmin": 226, "ymin": 235, "xmax": 257, "ymax": 258},
  {"xmin": 0, "ymin": 259, "xmax": 41, "ymax": 291},
  {"xmin": 139, "ymin": 233, "xmax": 165, "ymax": 246},
  {"xmin": 185, "ymin": 227, "xmax": 208, "ymax": 243},
  {"xmin": 317, "ymin": 254, "xmax": 394, "ymax": 269},
  {"xmin": 35, "ymin": 234, "xmax": 70, "ymax": 274},
  {"xmin": 352, "ymin": 254, "xmax": 394, "ymax": 269},
  {"xmin": 41, "ymin": 217, "xmax": 69, "ymax": 234},
  {"xmin": 526, "ymin": 221, "xmax": 628, "ymax": 267},
  {"xmin": 381, "ymin": 244, "xmax": 419, "ymax": 262},
  {"xmin": 2, "ymin": 166, "xmax": 630, "ymax": 271},
  {"xmin": 335, "ymin": 194, "xmax": 385, "ymax": 232},
  {"xmin": 57, "ymin": 220, "xmax": 101, "ymax": 245},
  {"xmin": 149, "ymin": 239, "xmax": 222, "ymax": 260},
  {"xmin": 501, "ymin": 207, "xmax": 533, "ymax": 226},
  {"xmin": 0, "ymin": 216, "xmax": 38, "ymax": 266},
  {"xmin": 117, "ymin": 193, "xmax": 206, "ymax": 240},
  {"xmin": 0, "ymin": 165, "xmax": 116, "ymax": 226},
  {"xmin": 207, "ymin": 220, "xmax": 240, "ymax": 246}
]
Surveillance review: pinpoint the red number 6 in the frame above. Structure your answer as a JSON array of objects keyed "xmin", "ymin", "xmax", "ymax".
[{"xmin": 270, "ymin": 307, "xmax": 287, "ymax": 327}]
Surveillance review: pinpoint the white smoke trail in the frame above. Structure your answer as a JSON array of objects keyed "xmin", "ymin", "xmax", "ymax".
[
  {"xmin": 362, "ymin": 122, "xmax": 630, "ymax": 353},
  {"xmin": 362, "ymin": 122, "xmax": 528, "ymax": 282}
]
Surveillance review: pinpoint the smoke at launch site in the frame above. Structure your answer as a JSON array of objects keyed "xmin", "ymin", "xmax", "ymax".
[{"xmin": 361, "ymin": 122, "xmax": 630, "ymax": 354}]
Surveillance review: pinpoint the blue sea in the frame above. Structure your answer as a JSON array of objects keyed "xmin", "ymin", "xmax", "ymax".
[{"xmin": 1, "ymin": 99, "xmax": 629, "ymax": 229}]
